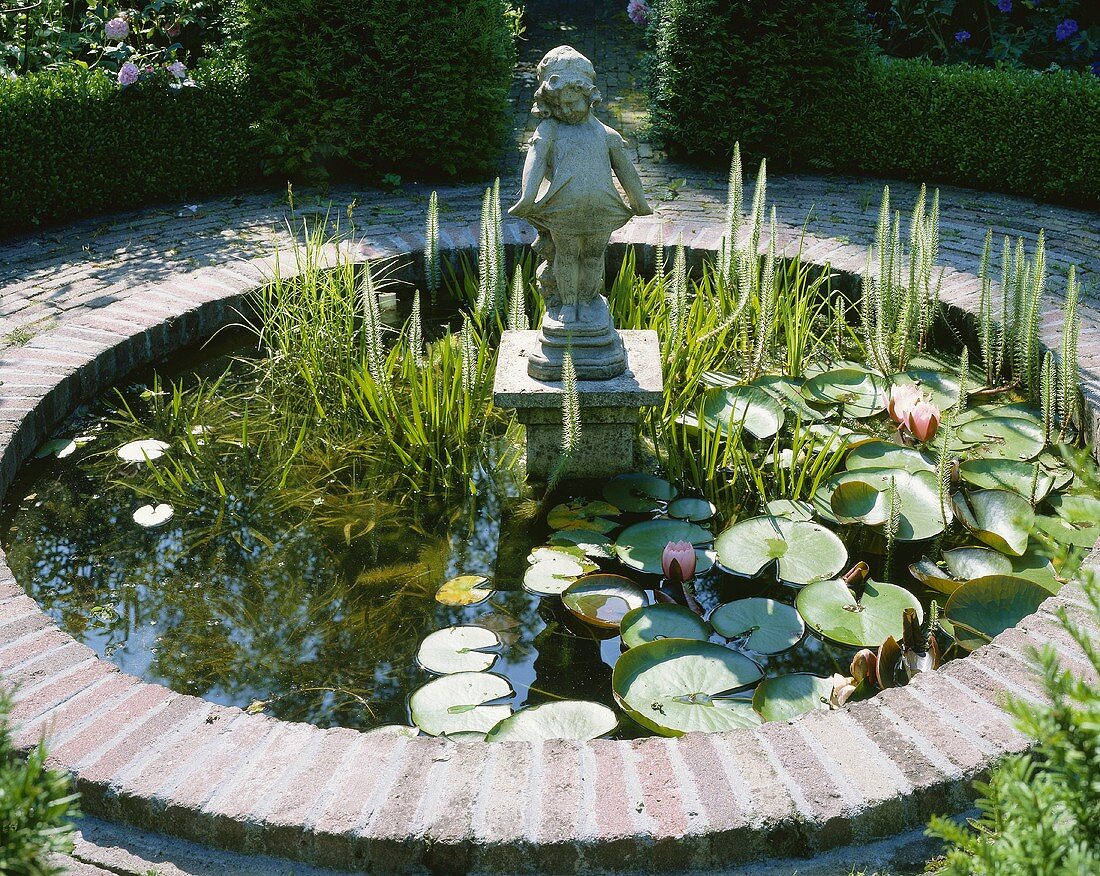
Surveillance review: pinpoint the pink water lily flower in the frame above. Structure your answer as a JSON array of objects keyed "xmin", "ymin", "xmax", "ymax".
[
  {"xmin": 906, "ymin": 399, "xmax": 941, "ymax": 442},
  {"xmin": 887, "ymin": 383, "xmax": 922, "ymax": 425},
  {"xmin": 662, "ymin": 541, "xmax": 696, "ymax": 585}
]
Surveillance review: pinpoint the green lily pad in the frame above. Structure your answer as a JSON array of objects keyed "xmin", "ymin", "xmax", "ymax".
[
  {"xmin": 701, "ymin": 385, "xmax": 786, "ymax": 440},
  {"xmin": 117, "ymin": 438, "xmax": 170, "ymax": 462},
  {"xmin": 954, "ymin": 490, "xmax": 1034, "ymax": 556},
  {"xmin": 485, "ymin": 700, "xmax": 618, "ymax": 742},
  {"xmin": 808, "ymin": 424, "xmax": 875, "ymax": 450},
  {"xmin": 1006, "ymin": 549, "xmax": 1061, "ymax": 593},
  {"xmin": 528, "ymin": 545, "xmax": 588, "ymax": 564},
  {"xmin": 1037, "ymin": 452, "xmax": 1074, "ymax": 490},
  {"xmin": 417, "ymin": 626, "xmax": 501, "ymax": 675},
  {"xmin": 667, "ymin": 497, "xmax": 717, "ymax": 522},
  {"xmin": 830, "ymin": 478, "xmax": 889, "ymax": 526},
  {"xmin": 620, "ymin": 603, "xmax": 711, "ymax": 649},
  {"xmin": 708, "ymin": 598, "xmax": 805, "ymax": 654},
  {"xmin": 409, "ymin": 671, "xmax": 513, "ymax": 737},
  {"xmin": 34, "ymin": 437, "xmax": 87, "ymax": 459},
  {"xmin": 822, "ymin": 468, "xmax": 950, "ymax": 540},
  {"xmin": 942, "ymin": 547, "xmax": 1013, "ymax": 581},
  {"xmin": 612, "ymin": 639, "xmax": 764, "ymax": 736},
  {"xmin": 845, "ymin": 441, "xmax": 936, "ymax": 474},
  {"xmin": 945, "ymin": 575, "xmax": 1051, "ymax": 651},
  {"xmin": 548, "ymin": 529, "xmax": 615, "ymax": 559},
  {"xmin": 1034, "ymin": 514, "xmax": 1100, "ymax": 549},
  {"xmin": 801, "ymin": 368, "xmax": 889, "ymax": 418},
  {"xmin": 908, "ymin": 557, "xmax": 961, "ymax": 595},
  {"xmin": 751, "ymin": 375, "xmax": 835, "ymax": 421},
  {"xmin": 614, "ymin": 519, "xmax": 713, "ymax": 575},
  {"xmin": 752, "ymin": 674, "xmax": 835, "ymax": 723},
  {"xmin": 958, "ymin": 459, "xmax": 1054, "ymax": 501},
  {"xmin": 762, "ymin": 499, "xmax": 815, "ymax": 521},
  {"xmin": 548, "ymin": 500, "xmax": 620, "ymax": 533},
  {"xmin": 523, "ymin": 556, "xmax": 594, "ymax": 596},
  {"xmin": 796, "ymin": 578, "xmax": 922, "ymax": 648},
  {"xmin": 562, "ymin": 574, "xmax": 648, "ymax": 629},
  {"xmin": 603, "ymin": 473, "xmax": 678, "ymax": 513},
  {"xmin": 955, "ymin": 416, "xmax": 1044, "ymax": 461},
  {"xmin": 435, "ymin": 574, "xmax": 494, "ymax": 606},
  {"xmin": 715, "ymin": 516, "xmax": 847, "ymax": 586},
  {"xmin": 954, "ymin": 403, "xmax": 1043, "ymax": 427},
  {"xmin": 890, "ymin": 369, "xmax": 960, "ymax": 411}
]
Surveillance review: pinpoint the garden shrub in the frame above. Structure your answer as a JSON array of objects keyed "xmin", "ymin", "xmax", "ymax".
[
  {"xmin": 0, "ymin": 688, "xmax": 80, "ymax": 874},
  {"xmin": 0, "ymin": 57, "xmax": 257, "ymax": 237},
  {"xmin": 242, "ymin": 0, "xmax": 516, "ymax": 183}
]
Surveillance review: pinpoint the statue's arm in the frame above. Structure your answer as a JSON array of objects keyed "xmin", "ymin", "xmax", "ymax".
[
  {"xmin": 509, "ymin": 134, "xmax": 549, "ymax": 217},
  {"xmin": 609, "ymin": 136, "xmax": 652, "ymax": 216}
]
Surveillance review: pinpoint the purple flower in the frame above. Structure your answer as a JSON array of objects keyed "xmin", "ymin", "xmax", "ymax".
[
  {"xmin": 627, "ymin": 0, "xmax": 649, "ymax": 26},
  {"xmin": 167, "ymin": 61, "xmax": 187, "ymax": 79},
  {"xmin": 955, "ymin": 30, "xmax": 972, "ymax": 43},
  {"xmin": 1055, "ymin": 18, "xmax": 1079, "ymax": 42},
  {"xmin": 105, "ymin": 16, "xmax": 129, "ymax": 40},
  {"xmin": 997, "ymin": 0, "xmax": 1012, "ymax": 12},
  {"xmin": 117, "ymin": 61, "xmax": 139, "ymax": 87}
]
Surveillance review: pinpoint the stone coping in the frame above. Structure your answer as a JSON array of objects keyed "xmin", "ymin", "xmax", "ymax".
[{"xmin": 1, "ymin": 217, "xmax": 1097, "ymax": 875}]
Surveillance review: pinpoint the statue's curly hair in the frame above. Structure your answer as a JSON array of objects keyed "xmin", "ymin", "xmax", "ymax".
[{"xmin": 532, "ymin": 45, "xmax": 602, "ymax": 119}]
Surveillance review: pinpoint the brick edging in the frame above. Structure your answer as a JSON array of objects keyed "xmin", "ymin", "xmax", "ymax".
[{"xmin": 1, "ymin": 218, "xmax": 1097, "ymax": 874}]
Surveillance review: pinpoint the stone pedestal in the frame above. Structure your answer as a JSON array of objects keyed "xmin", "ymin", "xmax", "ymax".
[
  {"xmin": 494, "ymin": 329, "xmax": 663, "ymax": 479},
  {"xmin": 529, "ymin": 294, "xmax": 626, "ymax": 381}
]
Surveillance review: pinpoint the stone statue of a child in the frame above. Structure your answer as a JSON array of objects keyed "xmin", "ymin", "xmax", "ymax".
[{"xmin": 509, "ymin": 46, "xmax": 652, "ymax": 380}]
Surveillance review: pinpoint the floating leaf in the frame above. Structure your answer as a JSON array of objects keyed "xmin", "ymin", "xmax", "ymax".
[
  {"xmin": 34, "ymin": 437, "xmax": 85, "ymax": 459},
  {"xmin": 603, "ymin": 473, "xmax": 678, "ymax": 513},
  {"xmin": 117, "ymin": 439, "xmax": 170, "ymax": 462},
  {"xmin": 890, "ymin": 369, "xmax": 960, "ymax": 410},
  {"xmin": 562, "ymin": 575, "xmax": 647, "ymax": 629},
  {"xmin": 614, "ymin": 519, "xmax": 713, "ymax": 575},
  {"xmin": 612, "ymin": 639, "xmax": 763, "ymax": 736},
  {"xmin": 796, "ymin": 578, "xmax": 922, "ymax": 648},
  {"xmin": 954, "ymin": 490, "xmax": 1034, "ymax": 556},
  {"xmin": 954, "ymin": 416, "xmax": 1044, "ymax": 461},
  {"xmin": 942, "ymin": 547, "xmax": 1012, "ymax": 581},
  {"xmin": 830, "ymin": 479, "xmax": 889, "ymax": 526},
  {"xmin": 133, "ymin": 503, "xmax": 174, "ymax": 527},
  {"xmin": 667, "ymin": 497, "xmax": 717, "ymax": 522},
  {"xmin": 548, "ymin": 528, "xmax": 614, "ymax": 559},
  {"xmin": 619, "ymin": 604, "xmax": 711, "ymax": 649},
  {"xmin": 417, "ymin": 626, "xmax": 500, "ymax": 675},
  {"xmin": 715, "ymin": 515, "xmax": 847, "ymax": 586},
  {"xmin": 821, "ymin": 468, "xmax": 949, "ymax": 540},
  {"xmin": 701, "ymin": 385, "xmax": 786, "ymax": 440},
  {"xmin": 408, "ymin": 672, "xmax": 513, "ymax": 737},
  {"xmin": 752, "ymin": 674, "xmax": 834, "ymax": 722},
  {"xmin": 435, "ymin": 574, "xmax": 494, "ymax": 606},
  {"xmin": 523, "ymin": 556, "xmax": 594, "ymax": 596},
  {"xmin": 751, "ymin": 374, "xmax": 835, "ymax": 421},
  {"xmin": 958, "ymin": 459, "xmax": 1054, "ymax": 501},
  {"xmin": 709, "ymin": 598, "xmax": 805, "ymax": 654},
  {"xmin": 845, "ymin": 441, "xmax": 936, "ymax": 474},
  {"xmin": 1033, "ymin": 514, "xmax": 1100, "ymax": 549},
  {"xmin": 945, "ymin": 575, "xmax": 1050, "ymax": 652},
  {"xmin": 762, "ymin": 499, "xmax": 815, "ymax": 521},
  {"xmin": 908, "ymin": 557, "xmax": 960, "ymax": 595},
  {"xmin": 801, "ymin": 368, "xmax": 889, "ymax": 418},
  {"xmin": 547, "ymin": 499, "xmax": 620, "ymax": 533},
  {"xmin": 528, "ymin": 545, "xmax": 588, "ymax": 564},
  {"xmin": 485, "ymin": 701, "xmax": 618, "ymax": 742}
]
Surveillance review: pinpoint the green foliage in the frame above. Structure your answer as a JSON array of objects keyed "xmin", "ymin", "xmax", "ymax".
[
  {"xmin": 0, "ymin": 58, "xmax": 257, "ymax": 236},
  {"xmin": 928, "ymin": 567, "xmax": 1100, "ymax": 875},
  {"xmin": 0, "ymin": 689, "xmax": 80, "ymax": 875},
  {"xmin": 242, "ymin": 0, "xmax": 516, "ymax": 182},
  {"xmin": 647, "ymin": 0, "xmax": 875, "ymax": 166}
]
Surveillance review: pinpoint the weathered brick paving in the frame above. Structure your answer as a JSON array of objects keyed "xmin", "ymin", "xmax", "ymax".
[{"xmin": 1, "ymin": 1, "xmax": 1098, "ymax": 873}]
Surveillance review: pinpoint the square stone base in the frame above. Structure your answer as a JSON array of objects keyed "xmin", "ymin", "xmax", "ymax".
[{"xmin": 493, "ymin": 330, "xmax": 663, "ymax": 479}]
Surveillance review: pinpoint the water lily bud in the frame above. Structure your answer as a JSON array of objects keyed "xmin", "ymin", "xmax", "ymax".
[
  {"xmin": 850, "ymin": 648, "xmax": 878, "ymax": 685},
  {"xmin": 662, "ymin": 540, "xmax": 696, "ymax": 585},
  {"xmin": 829, "ymin": 673, "xmax": 857, "ymax": 708},
  {"xmin": 887, "ymin": 383, "xmax": 922, "ymax": 424},
  {"xmin": 905, "ymin": 399, "xmax": 941, "ymax": 442}
]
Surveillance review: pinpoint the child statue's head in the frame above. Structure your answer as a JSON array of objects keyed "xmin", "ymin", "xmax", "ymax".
[{"xmin": 533, "ymin": 45, "xmax": 601, "ymax": 125}]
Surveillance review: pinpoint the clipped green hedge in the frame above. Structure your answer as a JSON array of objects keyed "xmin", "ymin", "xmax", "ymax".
[
  {"xmin": 648, "ymin": 0, "xmax": 1100, "ymax": 206},
  {"xmin": 0, "ymin": 60, "xmax": 257, "ymax": 237},
  {"xmin": 243, "ymin": 0, "xmax": 516, "ymax": 183}
]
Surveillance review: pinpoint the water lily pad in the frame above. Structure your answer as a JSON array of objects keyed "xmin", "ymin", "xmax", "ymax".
[
  {"xmin": 1006, "ymin": 549, "xmax": 1061, "ymax": 592},
  {"xmin": 619, "ymin": 604, "xmax": 711, "ymax": 649},
  {"xmin": 612, "ymin": 639, "xmax": 764, "ymax": 736},
  {"xmin": 796, "ymin": 578, "xmax": 922, "ymax": 648},
  {"xmin": 117, "ymin": 439, "xmax": 170, "ymax": 462},
  {"xmin": 891, "ymin": 369, "xmax": 960, "ymax": 410},
  {"xmin": 523, "ymin": 556, "xmax": 593, "ymax": 596},
  {"xmin": 548, "ymin": 500, "xmax": 620, "ymax": 533},
  {"xmin": 808, "ymin": 424, "xmax": 875, "ymax": 450},
  {"xmin": 762, "ymin": 499, "xmax": 815, "ymax": 522},
  {"xmin": 667, "ymin": 497, "xmax": 717, "ymax": 522},
  {"xmin": 715, "ymin": 516, "xmax": 847, "ymax": 586},
  {"xmin": 752, "ymin": 375, "xmax": 835, "ymax": 421},
  {"xmin": 822, "ymin": 468, "xmax": 949, "ymax": 541},
  {"xmin": 417, "ymin": 626, "xmax": 500, "ymax": 675},
  {"xmin": 708, "ymin": 598, "xmax": 805, "ymax": 654},
  {"xmin": 1037, "ymin": 452, "xmax": 1074, "ymax": 490},
  {"xmin": 701, "ymin": 385, "xmax": 785, "ymax": 440},
  {"xmin": 435, "ymin": 574, "xmax": 494, "ymax": 606},
  {"xmin": 485, "ymin": 700, "xmax": 618, "ymax": 742},
  {"xmin": 34, "ymin": 437, "xmax": 86, "ymax": 459},
  {"xmin": 955, "ymin": 416, "xmax": 1044, "ymax": 461},
  {"xmin": 958, "ymin": 459, "xmax": 1054, "ymax": 501},
  {"xmin": 943, "ymin": 547, "xmax": 1013, "ymax": 580},
  {"xmin": 908, "ymin": 557, "xmax": 960, "ymax": 595},
  {"xmin": 133, "ymin": 503, "xmax": 174, "ymax": 528},
  {"xmin": 955, "ymin": 403, "xmax": 1043, "ymax": 427},
  {"xmin": 801, "ymin": 368, "xmax": 888, "ymax": 418},
  {"xmin": 408, "ymin": 671, "xmax": 513, "ymax": 737},
  {"xmin": 528, "ymin": 545, "xmax": 588, "ymax": 564},
  {"xmin": 830, "ymin": 478, "xmax": 889, "ymax": 526},
  {"xmin": 548, "ymin": 528, "xmax": 614, "ymax": 559},
  {"xmin": 603, "ymin": 473, "xmax": 678, "ymax": 513},
  {"xmin": 845, "ymin": 441, "xmax": 936, "ymax": 474},
  {"xmin": 954, "ymin": 490, "xmax": 1034, "ymax": 556},
  {"xmin": 752, "ymin": 674, "xmax": 834, "ymax": 722},
  {"xmin": 1034, "ymin": 514, "xmax": 1100, "ymax": 549},
  {"xmin": 614, "ymin": 519, "xmax": 713, "ymax": 575},
  {"xmin": 945, "ymin": 575, "xmax": 1050, "ymax": 651},
  {"xmin": 562, "ymin": 575, "xmax": 647, "ymax": 629}
]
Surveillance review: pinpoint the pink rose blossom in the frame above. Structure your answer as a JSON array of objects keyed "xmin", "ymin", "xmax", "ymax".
[
  {"xmin": 627, "ymin": 1, "xmax": 650, "ymax": 27},
  {"xmin": 117, "ymin": 61, "xmax": 140, "ymax": 87},
  {"xmin": 168, "ymin": 61, "xmax": 187, "ymax": 79},
  {"xmin": 905, "ymin": 400, "xmax": 941, "ymax": 442},
  {"xmin": 662, "ymin": 540, "xmax": 696, "ymax": 585},
  {"xmin": 887, "ymin": 383, "xmax": 922, "ymax": 425},
  {"xmin": 105, "ymin": 17, "xmax": 129, "ymax": 40}
]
